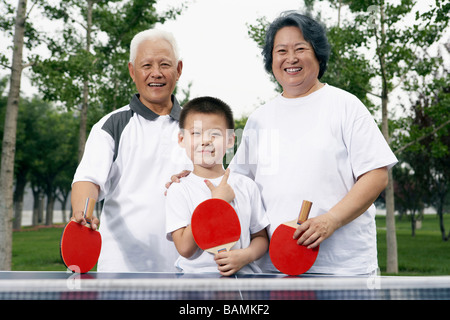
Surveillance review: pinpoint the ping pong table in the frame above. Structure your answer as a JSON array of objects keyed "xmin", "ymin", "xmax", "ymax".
[
  {"xmin": 1, "ymin": 271, "xmax": 448, "ymax": 318},
  {"xmin": 0, "ymin": 271, "xmax": 449, "ymax": 301}
]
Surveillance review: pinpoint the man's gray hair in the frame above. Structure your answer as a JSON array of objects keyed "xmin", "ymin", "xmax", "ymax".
[{"xmin": 129, "ymin": 29, "xmax": 181, "ymax": 65}]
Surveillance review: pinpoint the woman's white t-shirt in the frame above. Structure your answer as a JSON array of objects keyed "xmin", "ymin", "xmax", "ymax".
[
  {"xmin": 230, "ymin": 84, "xmax": 398, "ymax": 275},
  {"xmin": 165, "ymin": 172, "xmax": 270, "ymax": 274}
]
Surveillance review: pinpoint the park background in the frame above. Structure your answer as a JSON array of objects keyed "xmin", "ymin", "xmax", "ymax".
[{"xmin": 0, "ymin": 0, "xmax": 449, "ymax": 275}]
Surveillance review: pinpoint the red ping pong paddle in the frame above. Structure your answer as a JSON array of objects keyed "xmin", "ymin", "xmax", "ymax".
[
  {"xmin": 60, "ymin": 198, "xmax": 101, "ymax": 273},
  {"xmin": 191, "ymin": 198, "xmax": 241, "ymax": 254},
  {"xmin": 269, "ymin": 200, "xmax": 319, "ymax": 276}
]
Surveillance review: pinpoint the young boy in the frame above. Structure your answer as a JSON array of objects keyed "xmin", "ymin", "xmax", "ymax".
[{"xmin": 165, "ymin": 96, "xmax": 269, "ymax": 276}]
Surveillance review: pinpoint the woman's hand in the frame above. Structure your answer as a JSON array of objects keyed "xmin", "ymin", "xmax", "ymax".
[
  {"xmin": 293, "ymin": 212, "xmax": 341, "ymax": 249},
  {"xmin": 293, "ymin": 167, "xmax": 389, "ymax": 248}
]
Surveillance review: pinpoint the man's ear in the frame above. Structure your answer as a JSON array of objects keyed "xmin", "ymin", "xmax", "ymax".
[
  {"xmin": 128, "ymin": 62, "xmax": 136, "ymax": 82},
  {"xmin": 176, "ymin": 60, "xmax": 183, "ymax": 81}
]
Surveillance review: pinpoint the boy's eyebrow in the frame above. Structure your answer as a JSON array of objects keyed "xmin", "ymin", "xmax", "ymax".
[{"xmin": 191, "ymin": 127, "xmax": 225, "ymax": 131}]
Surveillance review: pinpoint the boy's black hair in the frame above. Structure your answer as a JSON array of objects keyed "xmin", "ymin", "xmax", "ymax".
[{"xmin": 179, "ymin": 96, "xmax": 235, "ymax": 130}]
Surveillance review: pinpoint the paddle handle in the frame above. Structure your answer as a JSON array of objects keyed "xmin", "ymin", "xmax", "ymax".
[
  {"xmin": 297, "ymin": 200, "xmax": 313, "ymax": 224},
  {"xmin": 84, "ymin": 198, "xmax": 96, "ymax": 224}
]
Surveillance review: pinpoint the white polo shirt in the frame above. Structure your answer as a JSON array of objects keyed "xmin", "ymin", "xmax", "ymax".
[
  {"xmin": 230, "ymin": 84, "xmax": 398, "ymax": 275},
  {"xmin": 73, "ymin": 94, "xmax": 192, "ymax": 272}
]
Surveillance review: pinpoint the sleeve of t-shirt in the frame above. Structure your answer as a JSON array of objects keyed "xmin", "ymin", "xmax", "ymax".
[
  {"xmin": 72, "ymin": 121, "xmax": 115, "ymax": 201},
  {"xmin": 346, "ymin": 100, "xmax": 398, "ymax": 179},
  {"xmin": 229, "ymin": 116, "xmax": 258, "ymax": 180},
  {"xmin": 247, "ymin": 179, "xmax": 270, "ymax": 235},
  {"xmin": 165, "ymin": 182, "xmax": 192, "ymax": 241}
]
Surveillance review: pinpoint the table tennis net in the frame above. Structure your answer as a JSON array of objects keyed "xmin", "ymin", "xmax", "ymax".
[{"xmin": 0, "ymin": 272, "xmax": 449, "ymax": 300}]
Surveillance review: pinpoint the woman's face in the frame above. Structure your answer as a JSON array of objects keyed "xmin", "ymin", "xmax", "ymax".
[{"xmin": 272, "ymin": 26, "xmax": 320, "ymax": 98}]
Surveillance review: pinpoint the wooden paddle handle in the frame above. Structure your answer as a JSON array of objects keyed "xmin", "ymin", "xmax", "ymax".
[
  {"xmin": 297, "ymin": 200, "xmax": 313, "ymax": 224},
  {"xmin": 84, "ymin": 198, "xmax": 96, "ymax": 224}
]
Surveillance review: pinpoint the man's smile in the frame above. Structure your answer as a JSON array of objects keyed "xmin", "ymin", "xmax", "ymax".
[{"xmin": 148, "ymin": 82, "xmax": 165, "ymax": 87}]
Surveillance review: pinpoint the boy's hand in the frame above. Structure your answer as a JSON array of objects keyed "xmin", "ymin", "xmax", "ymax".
[
  {"xmin": 204, "ymin": 168, "xmax": 235, "ymax": 203},
  {"xmin": 214, "ymin": 249, "xmax": 249, "ymax": 276}
]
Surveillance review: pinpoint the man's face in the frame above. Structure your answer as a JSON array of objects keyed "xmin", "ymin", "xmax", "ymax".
[{"xmin": 128, "ymin": 39, "xmax": 182, "ymax": 110}]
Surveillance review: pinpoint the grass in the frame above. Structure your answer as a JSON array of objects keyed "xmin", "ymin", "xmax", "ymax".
[
  {"xmin": 11, "ymin": 214, "xmax": 450, "ymax": 275},
  {"xmin": 12, "ymin": 225, "xmax": 68, "ymax": 271},
  {"xmin": 376, "ymin": 213, "xmax": 450, "ymax": 276}
]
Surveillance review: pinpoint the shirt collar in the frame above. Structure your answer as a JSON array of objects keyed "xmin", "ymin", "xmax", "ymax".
[{"xmin": 129, "ymin": 94, "xmax": 182, "ymax": 121}]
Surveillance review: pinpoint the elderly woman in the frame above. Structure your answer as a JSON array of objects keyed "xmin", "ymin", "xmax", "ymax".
[{"xmin": 229, "ymin": 12, "xmax": 398, "ymax": 275}]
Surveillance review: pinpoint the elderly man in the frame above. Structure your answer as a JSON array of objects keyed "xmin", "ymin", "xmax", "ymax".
[{"xmin": 70, "ymin": 29, "xmax": 192, "ymax": 272}]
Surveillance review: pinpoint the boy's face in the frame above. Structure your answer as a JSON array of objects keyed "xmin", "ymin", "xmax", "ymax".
[{"xmin": 179, "ymin": 112, "xmax": 235, "ymax": 168}]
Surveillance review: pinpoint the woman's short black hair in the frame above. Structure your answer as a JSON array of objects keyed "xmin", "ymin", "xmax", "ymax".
[
  {"xmin": 262, "ymin": 11, "xmax": 330, "ymax": 79},
  {"xmin": 179, "ymin": 96, "xmax": 235, "ymax": 130}
]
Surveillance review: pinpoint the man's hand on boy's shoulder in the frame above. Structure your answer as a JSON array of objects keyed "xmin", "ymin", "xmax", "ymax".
[{"xmin": 164, "ymin": 170, "xmax": 191, "ymax": 195}]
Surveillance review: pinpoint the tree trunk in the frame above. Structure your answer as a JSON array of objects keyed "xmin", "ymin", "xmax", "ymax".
[
  {"xmin": 31, "ymin": 185, "xmax": 40, "ymax": 226},
  {"xmin": 436, "ymin": 189, "xmax": 448, "ymax": 241},
  {"xmin": 45, "ymin": 191, "xmax": 54, "ymax": 226},
  {"xmin": 13, "ymin": 172, "xmax": 27, "ymax": 230},
  {"xmin": 410, "ymin": 210, "xmax": 416, "ymax": 238},
  {"xmin": 0, "ymin": 0, "xmax": 27, "ymax": 270},
  {"xmin": 78, "ymin": 0, "xmax": 94, "ymax": 162},
  {"xmin": 382, "ymin": 80, "xmax": 398, "ymax": 273},
  {"xmin": 385, "ymin": 158, "xmax": 398, "ymax": 273},
  {"xmin": 378, "ymin": 2, "xmax": 398, "ymax": 274},
  {"xmin": 58, "ymin": 191, "xmax": 69, "ymax": 224}
]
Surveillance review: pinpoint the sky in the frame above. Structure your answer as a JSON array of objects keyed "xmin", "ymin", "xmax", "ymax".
[
  {"xmin": 6, "ymin": 0, "xmax": 328, "ymax": 119},
  {"xmin": 154, "ymin": 0, "xmax": 324, "ymax": 118},
  {"xmin": 154, "ymin": 0, "xmax": 447, "ymax": 119},
  {"xmin": 3, "ymin": 0, "xmax": 447, "ymax": 119}
]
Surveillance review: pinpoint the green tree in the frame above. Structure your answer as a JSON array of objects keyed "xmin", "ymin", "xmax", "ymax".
[
  {"xmin": 247, "ymin": 5, "xmax": 376, "ymax": 110},
  {"xmin": 31, "ymin": 105, "xmax": 78, "ymax": 226},
  {"xmin": 0, "ymin": 0, "xmax": 28, "ymax": 271},
  {"xmin": 247, "ymin": 0, "xmax": 449, "ymax": 273},
  {"xmin": 13, "ymin": 96, "xmax": 79, "ymax": 227},
  {"xmin": 356, "ymin": 0, "xmax": 448, "ymax": 272},
  {"xmin": 314, "ymin": 0, "xmax": 449, "ymax": 273},
  {"xmin": 0, "ymin": 0, "xmax": 52, "ymax": 270},
  {"xmin": 0, "ymin": 76, "xmax": 8, "ymax": 132},
  {"xmin": 32, "ymin": 0, "xmax": 186, "ymax": 161},
  {"xmin": 396, "ymin": 69, "xmax": 450, "ymax": 240}
]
